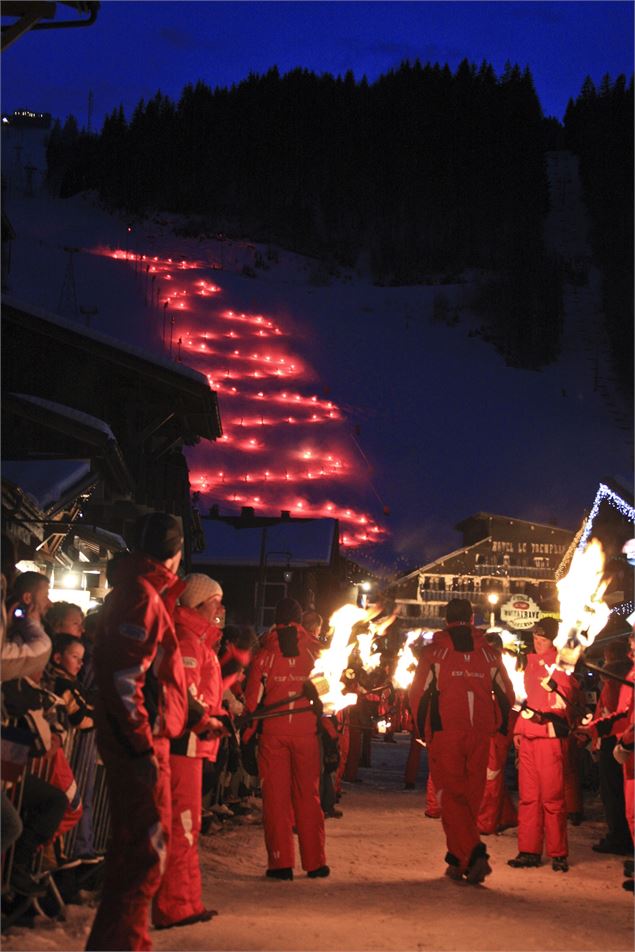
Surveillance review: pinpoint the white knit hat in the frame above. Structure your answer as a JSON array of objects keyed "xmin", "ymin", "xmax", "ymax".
[{"xmin": 180, "ymin": 574, "xmax": 223, "ymax": 608}]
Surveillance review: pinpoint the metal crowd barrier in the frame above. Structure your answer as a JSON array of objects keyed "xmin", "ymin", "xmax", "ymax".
[{"xmin": 1, "ymin": 715, "xmax": 111, "ymax": 929}]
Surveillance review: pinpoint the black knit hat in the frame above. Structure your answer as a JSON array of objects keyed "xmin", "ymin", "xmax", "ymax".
[
  {"xmin": 275, "ymin": 597, "xmax": 302, "ymax": 625},
  {"xmin": 446, "ymin": 598, "xmax": 472, "ymax": 623},
  {"xmin": 132, "ymin": 512, "xmax": 183, "ymax": 561},
  {"xmin": 533, "ymin": 616, "xmax": 559, "ymax": 641}
]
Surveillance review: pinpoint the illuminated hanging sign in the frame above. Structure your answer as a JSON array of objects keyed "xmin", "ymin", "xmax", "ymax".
[{"xmin": 500, "ymin": 596, "xmax": 541, "ymax": 630}]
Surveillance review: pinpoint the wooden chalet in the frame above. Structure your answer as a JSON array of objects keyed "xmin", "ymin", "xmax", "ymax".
[{"xmin": 391, "ymin": 512, "xmax": 575, "ymax": 628}]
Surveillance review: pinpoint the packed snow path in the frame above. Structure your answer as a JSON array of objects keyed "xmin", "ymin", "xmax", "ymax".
[{"xmin": 3, "ymin": 735, "xmax": 632, "ymax": 952}]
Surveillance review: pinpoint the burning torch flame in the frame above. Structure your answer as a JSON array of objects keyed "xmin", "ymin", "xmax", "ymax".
[
  {"xmin": 310, "ymin": 604, "xmax": 366, "ymax": 713},
  {"xmin": 392, "ymin": 630, "xmax": 429, "ymax": 690},
  {"xmin": 555, "ymin": 538, "xmax": 609, "ymax": 649},
  {"xmin": 495, "ymin": 628, "xmax": 528, "ymax": 703},
  {"xmin": 553, "ymin": 538, "xmax": 610, "ymax": 673},
  {"xmin": 502, "ymin": 652, "xmax": 527, "ymax": 704},
  {"xmin": 356, "ymin": 631, "xmax": 381, "ymax": 672}
]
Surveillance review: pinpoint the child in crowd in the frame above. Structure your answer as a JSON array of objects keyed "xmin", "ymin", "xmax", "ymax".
[
  {"xmin": 45, "ymin": 634, "xmax": 94, "ymax": 730},
  {"xmin": 45, "ymin": 601, "xmax": 85, "ymax": 640},
  {"xmin": 43, "ymin": 633, "xmax": 100, "ymax": 865}
]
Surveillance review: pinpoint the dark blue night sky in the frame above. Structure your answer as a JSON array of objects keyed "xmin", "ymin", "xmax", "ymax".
[{"xmin": 2, "ymin": 1, "xmax": 633, "ymax": 127}]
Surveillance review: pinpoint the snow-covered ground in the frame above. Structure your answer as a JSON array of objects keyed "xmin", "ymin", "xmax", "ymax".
[
  {"xmin": 2, "ymin": 735, "xmax": 632, "ymax": 952},
  {"xmin": 2, "ymin": 126, "xmax": 632, "ymax": 575}
]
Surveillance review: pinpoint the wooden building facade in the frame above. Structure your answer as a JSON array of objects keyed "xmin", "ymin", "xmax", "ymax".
[{"xmin": 391, "ymin": 512, "xmax": 575, "ymax": 628}]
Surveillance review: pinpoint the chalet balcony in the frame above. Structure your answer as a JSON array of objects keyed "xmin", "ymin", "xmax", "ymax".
[
  {"xmin": 470, "ymin": 564, "xmax": 555, "ymax": 579},
  {"xmin": 417, "ymin": 584, "xmax": 556, "ymax": 602},
  {"xmin": 417, "ymin": 589, "xmax": 482, "ymax": 602}
]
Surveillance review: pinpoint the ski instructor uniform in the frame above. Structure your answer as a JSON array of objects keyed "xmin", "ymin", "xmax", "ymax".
[
  {"xmin": 86, "ymin": 513, "xmax": 188, "ymax": 952},
  {"xmin": 509, "ymin": 618, "xmax": 577, "ymax": 873},
  {"xmin": 409, "ymin": 598, "xmax": 514, "ymax": 884},
  {"xmin": 244, "ymin": 598, "xmax": 327, "ymax": 880}
]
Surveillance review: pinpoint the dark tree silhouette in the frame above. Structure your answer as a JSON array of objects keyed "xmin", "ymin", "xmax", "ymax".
[
  {"xmin": 565, "ymin": 73, "xmax": 634, "ymax": 396},
  {"xmin": 52, "ymin": 60, "xmax": 571, "ymax": 369}
]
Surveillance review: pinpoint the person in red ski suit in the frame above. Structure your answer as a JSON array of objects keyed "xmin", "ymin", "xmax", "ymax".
[
  {"xmin": 244, "ymin": 598, "xmax": 327, "ymax": 881},
  {"xmin": 612, "ymin": 661, "xmax": 634, "ymax": 891},
  {"xmin": 409, "ymin": 599, "xmax": 514, "ymax": 884},
  {"xmin": 152, "ymin": 574, "xmax": 227, "ymax": 930},
  {"xmin": 477, "ymin": 633, "xmax": 518, "ymax": 835},
  {"xmin": 86, "ymin": 513, "xmax": 191, "ymax": 952},
  {"xmin": 586, "ymin": 638, "xmax": 633, "ymax": 854},
  {"xmin": 508, "ymin": 617, "xmax": 575, "ymax": 873},
  {"xmin": 582, "ymin": 626, "xmax": 635, "ymax": 890}
]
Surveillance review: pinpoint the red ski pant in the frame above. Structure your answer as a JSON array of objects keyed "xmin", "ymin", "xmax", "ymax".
[
  {"xmin": 152, "ymin": 755, "xmax": 204, "ymax": 927},
  {"xmin": 425, "ymin": 775, "xmax": 441, "ymax": 817},
  {"xmin": 41, "ymin": 746, "xmax": 83, "ymax": 836},
  {"xmin": 517, "ymin": 736, "xmax": 568, "ymax": 858},
  {"xmin": 404, "ymin": 734, "xmax": 422, "ymax": 786},
  {"xmin": 478, "ymin": 733, "xmax": 517, "ymax": 834},
  {"xmin": 343, "ymin": 724, "xmax": 362, "ymax": 782},
  {"xmin": 428, "ymin": 729, "xmax": 489, "ymax": 871},
  {"xmin": 258, "ymin": 733, "xmax": 325, "ymax": 872},
  {"xmin": 563, "ymin": 735, "xmax": 583, "ymax": 815},
  {"xmin": 86, "ymin": 737, "xmax": 171, "ymax": 952}
]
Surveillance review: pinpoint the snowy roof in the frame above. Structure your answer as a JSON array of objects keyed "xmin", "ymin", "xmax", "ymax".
[
  {"xmin": 3, "ymin": 296, "xmax": 222, "ymax": 443},
  {"xmin": 70, "ymin": 524, "xmax": 127, "ymax": 552},
  {"xmin": 455, "ymin": 512, "xmax": 574, "ymax": 536},
  {"xmin": 3, "ymin": 391, "xmax": 133, "ymax": 495},
  {"xmin": 2, "ymin": 294, "xmax": 210, "ymax": 388},
  {"xmin": 9, "ymin": 393, "xmax": 116, "ymax": 439},
  {"xmin": 192, "ymin": 517, "xmax": 338, "ymax": 567},
  {"xmin": 397, "ymin": 536, "xmax": 492, "ymax": 581},
  {"xmin": 2, "ymin": 459, "xmax": 91, "ymax": 510}
]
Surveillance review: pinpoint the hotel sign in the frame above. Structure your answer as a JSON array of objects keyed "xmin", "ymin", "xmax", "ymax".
[{"xmin": 500, "ymin": 596, "xmax": 541, "ymax": 630}]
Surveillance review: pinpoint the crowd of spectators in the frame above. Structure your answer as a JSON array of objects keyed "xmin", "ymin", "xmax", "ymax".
[{"xmin": 1, "ymin": 522, "xmax": 633, "ymax": 946}]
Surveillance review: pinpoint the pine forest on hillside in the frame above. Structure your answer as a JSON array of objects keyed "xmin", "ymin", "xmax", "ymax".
[{"xmin": 45, "ymin": 61, "xmax": 633, "ymax": 391}]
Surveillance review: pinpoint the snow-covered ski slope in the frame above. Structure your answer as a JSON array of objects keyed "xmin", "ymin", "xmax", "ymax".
[{"xmin": 2, "ymin": 127, "xmax": 631, "ymax": 572}]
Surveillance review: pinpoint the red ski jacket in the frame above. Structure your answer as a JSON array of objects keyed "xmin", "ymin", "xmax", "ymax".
[
  {"xmin": 409, "ymin": 623, "xmax": 514, "ymax": 742},
  {"xmin": 93, "ymin": 553, "xmax": 188, "ymax": 757},
  {"xmin": 171, "ymin": 604, "xmax": 224, "ymax": 759},
  {"xmin": 244, "ymin": 623, "xmax": 321, "ymax": 736},
  {"xmin": 514, "ymin": 647, "xmax": 575, "ymax": 740}
]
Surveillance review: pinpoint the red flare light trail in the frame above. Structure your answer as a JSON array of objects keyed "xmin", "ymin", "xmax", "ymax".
[{"xmin": 93, "ymin": 245, "xmax": 387, "ymax": 548}]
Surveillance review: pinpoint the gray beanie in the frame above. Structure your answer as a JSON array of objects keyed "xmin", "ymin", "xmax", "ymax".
[{"xmin": 180, "ymin": 574, "xmax": 223, "ymax": 608}]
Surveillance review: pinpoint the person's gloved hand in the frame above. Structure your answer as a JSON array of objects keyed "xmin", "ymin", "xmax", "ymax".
[{"xmin": 196, "ymin": 715, "xmax": 229, "ymax": 740}]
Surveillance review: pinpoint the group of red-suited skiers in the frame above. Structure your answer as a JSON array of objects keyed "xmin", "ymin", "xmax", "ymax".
[
  {"xmin": 408, "ymin": 601, "xmax": 634, "ymax": 888},
  {"xmin": 83, "ymin": 512, "xmax": 634, "ymax": 951},
  {"xmin": 85, "ymin": 513, "xmax": 333, "ymax": 951}
]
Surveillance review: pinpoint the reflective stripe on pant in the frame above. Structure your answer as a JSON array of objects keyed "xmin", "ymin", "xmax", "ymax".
[
  {"xmin": 259, "ymin": 733, "xmax": 325, "ymax": 872},
  {"xmin": 517, "ymin": 736, "xmax": 567, "ymax": 858},
  {"xmin": 428, "ymin": 729, "xmax": 489, "ymax": 871},
  {"xmin": 478, "ymin": 733, "xmax": 517, "ymax": 834},
  {"xmin": 152, "ymin": 755, "xmax": 204, "ymax": 927},
  {"xmin": 86, "ymin": 737, "xmax": 171, "ymax": 952}
]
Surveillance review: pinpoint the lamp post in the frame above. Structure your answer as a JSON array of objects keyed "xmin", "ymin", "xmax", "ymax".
[{"xmin": 487, "ymin": 592, "xmax": 499, "ymax": 630}]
